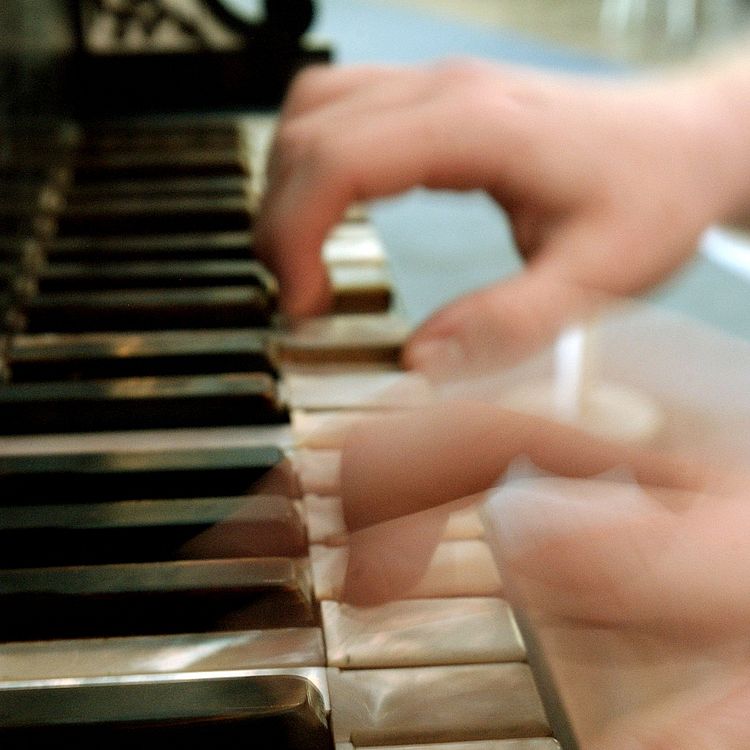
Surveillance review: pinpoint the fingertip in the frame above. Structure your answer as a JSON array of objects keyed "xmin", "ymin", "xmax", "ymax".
[
  {"xmin": 401, "ymin": 300, "xmax": 477, "ymax": 375},
  {"xmin": 254, "ymin": 202, "xmax": 334, "ymax": 319},
  {"xmin": 402, "ymin": 271, "xmax": 593, "ymax": 375},
  {"xmin": 277, "ymin": 270, "xmax": 333, "ymax": 319}
]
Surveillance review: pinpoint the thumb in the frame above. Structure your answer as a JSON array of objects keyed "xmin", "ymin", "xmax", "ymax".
[
  {"xmin": 402, "ymin": 268, "xmax": 601, "ymax": 377},
  {"xmin": 401, "ymin": 210, "xmax": 685, "ymax": 377}
]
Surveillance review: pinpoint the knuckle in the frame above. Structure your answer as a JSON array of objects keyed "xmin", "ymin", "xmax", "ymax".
[
  {"xmin": 430, "ymin": 59, "xmax": 495, "ymax": 121},
  {"xmin": 270, "ymin": 118, "xmax": 356, "ymax": 199}
]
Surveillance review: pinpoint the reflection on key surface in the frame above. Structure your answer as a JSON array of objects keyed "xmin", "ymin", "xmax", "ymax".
[
  {"xmin": 24, "ymin": 285, "xmax": 273, "ymax": 332},
  {"xmin": 0, "ymin": 494, "xmax": 307, "ymax": 567},
  {"xmin": 35, "ymin": 260, "xmax": 273, "ymax": 292},
  {"xmin": 58, "ymin": 195, "xmax": 253, "ymax": 235},
  {"xmin": 0, "ymin": 446, "xmax": 289, "ymax": 503},
  {"xmin": 8, "ymin": 329, "xmax": 278, "ymax": 381},
  {"xmin": 72, "ymin": 149, "xmax": 249, "ymax": 181},
  {"xmin": 49, "ymin": 231, "xmax": 254, "ymax": 263},
  {"xmin": 0, "ymin": 372, "xmax": 287, "ymax": 433},
  {"xmin": 0, "ymin": 557, "xmax": 316, "ymax": 640},
  {"xmin": 0, "ymin": 675, "xmax": 331, "ymax": 750}
]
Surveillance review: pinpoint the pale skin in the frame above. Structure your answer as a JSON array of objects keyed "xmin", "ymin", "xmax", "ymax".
[
  {"xmin": 337, "ymin": 403, "xmax": 750, "ymax": 750},
  {"xmin": 256, "ymin": 52, "xmax": 750, "ymax": 368},
  {"xmin": 256, "ymin": 51, "xmax": 750, "ymax": 749}
]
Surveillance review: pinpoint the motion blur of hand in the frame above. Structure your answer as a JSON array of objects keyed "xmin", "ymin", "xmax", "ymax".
[
  {"xmin": 255, "ymin": 54, "xmax": 750, "ymax": 371},
  {"xmin": 335, "ymin": 400, "xmax": 750, "ymax": 750},
  {"xmin": 255, "ymin": 45, "xmax": 750, "ymax": 750}
]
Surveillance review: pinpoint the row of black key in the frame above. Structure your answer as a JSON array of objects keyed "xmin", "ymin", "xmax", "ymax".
[
  {"xmin": 0, "ymin": 119, "xmax": 332, "ymax": 748},
  {"xmin": 0, "ymin": 121, "xmax": 287, "ymax": 433}
]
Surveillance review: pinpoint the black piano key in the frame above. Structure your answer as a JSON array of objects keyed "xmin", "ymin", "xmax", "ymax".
[
  {"xmin": 66, "ymin": 175, "xmax": 250, "ymax": 202},
  {"xmin": 36, "ymin": 260, "xmax": 274, "ymax": 293},
  {"xmin": 0, "ymin": 165, "xmax": 72, "ymax": 190},
  {"xmin": 0, "ymin": 675, "xmax": 331, "ymax": 750},
  {"xmin": 0, "ymin": 246, "xmax": 44, "ymax": 283},
  {"xmin": 0, "ymin": 372, "xmax": 288, "ymax": 434},
  {"xmin": 0, "ymin": 495, "xmax": 307, "ymax": 567},
  {"xmin": 0, "ymin": 445, "xmax": 290, "ymax": 504},
  {"xmin": 0, "ymin": 557, "xmax": 316, "ymax": 640},
  {"xmin": 49, "ymin": 231, "xmax": 253, "ymax": 262},
  {"xmin": 80, "ymin": 132, "xmax": 243, "ymax": 156},
  {"xmin": 0, "ymin": 238, "xmax": 44, "ymax": 265},
  {"xmin": 57, "ymin": 195, "xmax": 252, "ymax": 236},
  {"xmin": 0, "ymin": 263, "xmax": 36, "ymax": 300},
  {"xmin": 80, "ymin": 120, "xmax": 244, "ymax": 150},
  {"xmin": 8, "ymin": 329, "xmax": 278, "ymax": 381},
  {"xmin": 0, "ymin": 209, "xmax": 57, "ymax": 241},
  {"xmin": 23, "ymin": 286, "xmax": 273, "ymax": 332},
  {"xmin": 0, "ymin": 294, "xmax": 26, "ymax": 334},
  {"xmin": 0, "ymin": 184, "xmax": 65, "ymax": 215},
  {"xmin": 73, "ymin": 149, "xmax": 249, "ymax": 182}
]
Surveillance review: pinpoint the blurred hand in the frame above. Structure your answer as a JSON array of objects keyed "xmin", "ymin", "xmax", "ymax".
[
  {"xmin": 255, "ymin": 58, "xmax": 742, "ymax": 370},
  {"xmin": 336, "ymin": 401, "xmax": 750, "ymax": 749}
]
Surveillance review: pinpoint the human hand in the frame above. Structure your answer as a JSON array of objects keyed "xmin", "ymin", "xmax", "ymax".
[
  {"xmin": 255, "ymin": 58, "xmax": 743, "ymax": 371},
  {"xmin": 334, "ymin": 400, "xmax": 750, "ymax": 749}
]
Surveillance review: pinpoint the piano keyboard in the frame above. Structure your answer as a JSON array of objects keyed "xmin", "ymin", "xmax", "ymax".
[{"xmin": 0, "ymin": 116, "xmax": 564, "ymax": 750}]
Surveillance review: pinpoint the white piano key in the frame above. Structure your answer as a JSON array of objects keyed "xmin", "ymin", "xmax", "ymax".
[
  {"xmin": 303, "ymin": 493, "xmax": 485, "ymax": 544},
  {"xmin": 310, "ymin": 540, "xmax": 502, "ymax": 602},
  {"xmin": 323, "ymin": 224, "xmax": 387, "ymax": 265},
  {"xmin": 293, "ymin": 449, "xmax": 342, "ymax": 496},
  {"xmin": 304, "ymin": 494, "xmax": 347, "ymax": 544},
  {"xmin": 285, "ymin": 371, "xmax": 434, "ymax": 411},
  {"xmin": 0, "ymin": 628, "xmax": 325, "ymax": 680},
  {"xmin": 276, "ymin": 313, "xmax": 412, "ymax": 366},
  {"xmin": 292, "ymin": 410, "xmax": 373, "ymax": 449},
  {"xmin": 0, "ymin": 424, "xmax": 295, "ymax": 456},
  {"xmin": 329, "ymin": 264, "xmax": 392, "ymax": 294},
  {"xmin": 328, "ymin": 663, "xmax": 550, "ymax": 745},
  {"xmin": 322, "ymin": 598, "xmax": 525, "ymax": 668},
  {"xmin": 354, "ymin": 742, "xmax": 561, "ymax": 750}
]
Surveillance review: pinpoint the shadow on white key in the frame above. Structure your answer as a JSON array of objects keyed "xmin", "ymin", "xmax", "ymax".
[
  {"xmin": 310, "ymin": 539, "xmax": 501, "ymax": 604},
  {"xmin": 304, "ymin": 493, "xmax": 486, "ymax": 546},
  {"xmin": 0, "ymin": 628, "xmax": 325, "ymax": 681},
  {"xmin": 294, "ymin": 449, "xmax": 342, "ymax": 496}
]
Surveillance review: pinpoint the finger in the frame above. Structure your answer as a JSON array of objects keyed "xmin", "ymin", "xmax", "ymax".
[
  {"xmin": 402, "ymin": 206, "xmax": 667, "ymax": 376},
  {"xmin": 403, "ymin": 171, "xmax": 705, "ymax": 374},
  {"xmin": 255, "ymin": 91, "xmax": 506, "ymax": 316},
  {"xmin": 487, "ymin": 476, "xmax": 704, "ymax": 626},
  {"xmin": 595, "ymin": 672, "xmax": 750, "ymax": 750},
  {"xmin": 280, "ymin": 64, "xmax": 402, "ymax": 119},
  {"xmin": 402, "ymin": 271, "xmax": 595, "ymax": 376},
  {"xmin": 339, "ymin": 399, "xmax": 715, "ymax": 533},
  {"xmin": 341, "ymin": 505, "xmax": 449, "ymax": 606},
  {"xmin": 267, "ymin": 64, "xmax": 422, "ymax": 188}
]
